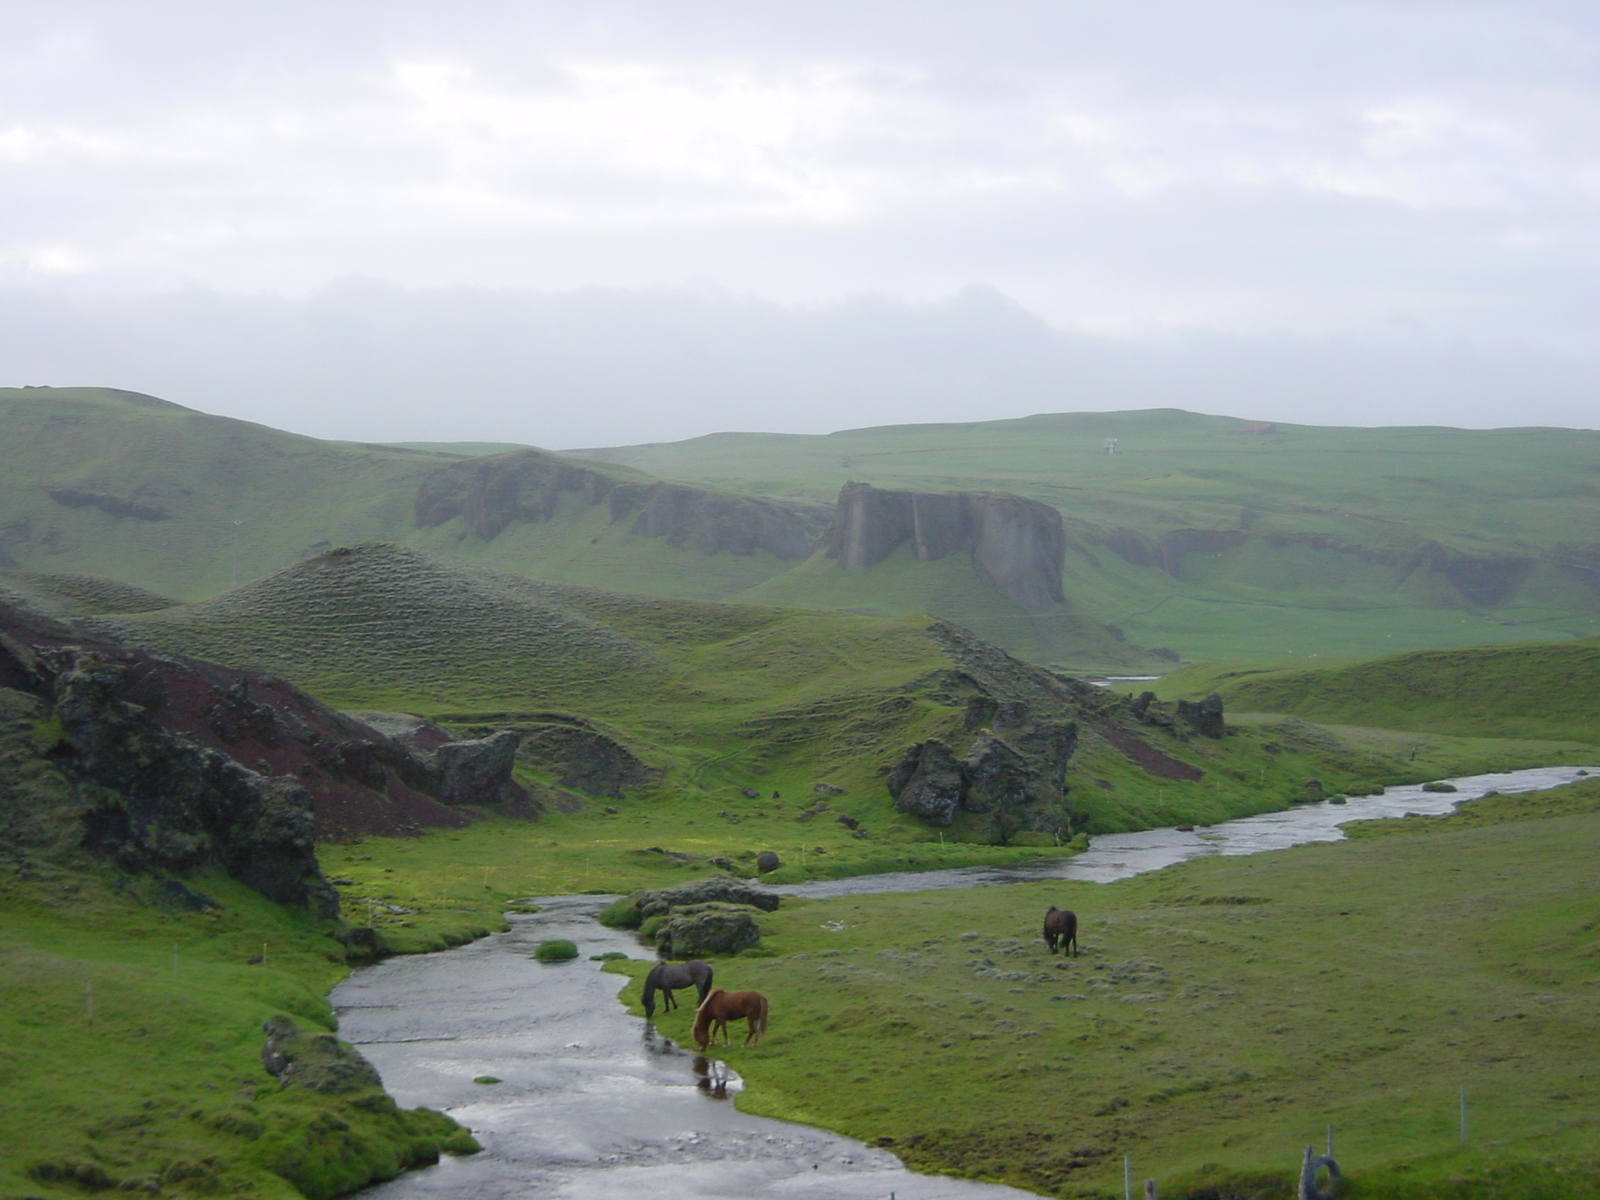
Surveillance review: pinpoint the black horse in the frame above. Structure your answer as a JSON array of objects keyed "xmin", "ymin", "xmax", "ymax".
[
  {"xmin": 641, "ymin": 960, "xmax": 714, "ymax": 1019},
  {"xmin": 1043, "ymin": 906, "xmax": 1078, "ymax": 957}
]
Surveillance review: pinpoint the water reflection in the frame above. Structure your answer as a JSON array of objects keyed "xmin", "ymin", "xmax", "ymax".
[{"xmin": 693, "ymin": 1055, "xmax": 737, "ymax": 1100}]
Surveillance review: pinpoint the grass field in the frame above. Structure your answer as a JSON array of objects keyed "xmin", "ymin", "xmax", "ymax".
[
  {"xmin": 611, "ymin": 781, "xmax": 1600, "ymax": 1199},
  {"xmin": 0, "ymin": 867, "xmax": 483, "ymax": 1200},
  {"xmin": 1144, "ymin": 637, "xmax": 1600, "ymax": 747}
]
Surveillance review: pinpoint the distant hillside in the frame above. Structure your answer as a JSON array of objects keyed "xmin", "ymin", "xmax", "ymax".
[
  {"xmin": 0, "ymin": 388, "xmax": 1145, "ymax": 668},
  {"xmin": 576, "ymin": 409, "xmax": 1600, "ymax": 658},
  {"xmin": 8, "ymin": 387, "xmax": 1600, "ymax": 664},
  {"xmin": 1147, "ymin": 637, "xmax": 1600, "ymax": 746}
]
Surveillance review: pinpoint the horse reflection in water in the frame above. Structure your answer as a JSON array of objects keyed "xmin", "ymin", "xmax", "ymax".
[{"xmin": 692, "ymin": 1055, "xmax": 735, "ymax": 1099}]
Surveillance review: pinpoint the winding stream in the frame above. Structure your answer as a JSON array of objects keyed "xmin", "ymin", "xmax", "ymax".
[{"xmin": 337, "ymin": 764, "xmax": 1594, "ymax": 1200}]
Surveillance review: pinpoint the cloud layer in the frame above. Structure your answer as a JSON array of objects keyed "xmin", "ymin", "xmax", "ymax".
[{"xmin": 1, "ymin": 1, "xmax": 1595, "ymax": 437}]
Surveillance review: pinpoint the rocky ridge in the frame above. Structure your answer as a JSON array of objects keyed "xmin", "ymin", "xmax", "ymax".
[
  {"xmin": 414, "ymin": 448, "xmax": 826, "ymax": 559},
  {"xmin": 0, "ymin": 597, "xmax": 533, "ymax": 915}
]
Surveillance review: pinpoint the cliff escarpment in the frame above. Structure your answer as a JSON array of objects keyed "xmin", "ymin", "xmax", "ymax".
[
  {"xmin": 1090, "ymin": 526, "xmax": 1539, "ymax": 610},
  {"xmin": 825, "ymin": 482, "xmax": 1067, "ymax": 611},
  {"xmin": 415, "ymin": 449, "xmax": 825, "ymax": 559}
]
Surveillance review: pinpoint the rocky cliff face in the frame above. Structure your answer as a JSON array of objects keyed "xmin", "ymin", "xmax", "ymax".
[
  {"xmin": 414, "ymin": 449, "xmax": 824, "ymax": 559},
  {"xmin": 825, "ymin": 482, "xmax": 1067, "ymax": 611},
  {"xmin": 0, "ymin": 598, "xmax": 533, "ymax": 914},
  {"xmin": 1092, "ymin": 526, "xmax": 1538, "ymax": 610}
]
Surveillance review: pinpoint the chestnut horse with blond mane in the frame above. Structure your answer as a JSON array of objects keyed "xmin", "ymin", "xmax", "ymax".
[{"xmin": 691, "ymin": 988, "xmax": 769, "ymax": 1050}]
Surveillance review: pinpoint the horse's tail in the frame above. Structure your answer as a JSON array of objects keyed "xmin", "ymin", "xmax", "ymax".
[
  {"xmin": 698, "ymin": 964, "xmax": 714, "ymax": 1005},
  {"xmin": 754, "ymin": 994, "xmax": 769, "ymax": 1040}
]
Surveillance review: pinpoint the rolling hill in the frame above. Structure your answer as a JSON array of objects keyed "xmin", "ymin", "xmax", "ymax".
[
  {"xmin": 7, "ymin": 387, "xmax": 1600, "ymax": 665},
  {"xmin": 1144, "ymin": 636, "xmax": 1600, "ymax": 747}
]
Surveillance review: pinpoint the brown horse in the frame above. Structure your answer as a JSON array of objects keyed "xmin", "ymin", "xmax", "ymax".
[
  {"xmin": 1043, "ymin": 906, "xmax": 1078, "ymax": 956},
  {"xmin": 691, "ymin": 989, "xmax": 769, "ymax": 1050}
]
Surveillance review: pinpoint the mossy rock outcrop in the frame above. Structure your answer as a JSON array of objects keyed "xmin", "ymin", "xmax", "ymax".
[
  {"xmin": 603, "ymin": 873, "xmax": 780, "ymax": 928},
  {"xmin": 655, "ymin": 902, "xmax": 763, "ymax": 959}
]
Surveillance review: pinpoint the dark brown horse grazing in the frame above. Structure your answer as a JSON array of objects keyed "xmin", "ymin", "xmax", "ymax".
[
  {"xmin": 1043, "ymin": 906, "xmax": 1078, "ymax": 956},
  {"xmin": 691, "ymin": 989, "xmax": 769, "ymax": 1050},
  {"xmin": 641, "ymin": 960, "xmax": 714, "ymax": 1019}
]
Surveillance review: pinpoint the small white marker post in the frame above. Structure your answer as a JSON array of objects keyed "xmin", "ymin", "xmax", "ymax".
[
  {"xmin": 1327, "ymin": 1122, "xmax": 1335, "ymax": 1158},
  {"xmin": 1460, "ymin": 1087, "xmax": 1468, "ymax": 1145},
  {"xmin": 1124, "ymin": 1154, "xmax": 1132, "ymax": 1200}
]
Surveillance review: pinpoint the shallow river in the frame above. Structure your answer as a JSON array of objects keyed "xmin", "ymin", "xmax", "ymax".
[{"xmin": 337, "ymin": 764, "xmax": 1594, "ymax": 1200}]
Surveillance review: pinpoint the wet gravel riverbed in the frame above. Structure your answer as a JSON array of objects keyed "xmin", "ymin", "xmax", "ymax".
[{"xmin": 341, "ymin": 764, "xmax": 1594, "ymax": 1198}]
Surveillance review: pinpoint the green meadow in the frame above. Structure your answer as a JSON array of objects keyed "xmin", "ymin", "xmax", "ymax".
[
  {"xmin": 610, "ymin": 782, "xmax": 1600, "ymax": 1199},
  {"xmin": 0, "ymin": 870, "xmax": 476, "ymax": 1200}
]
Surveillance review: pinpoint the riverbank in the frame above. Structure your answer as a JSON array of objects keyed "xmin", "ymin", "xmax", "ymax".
[{"xmin": 616, "ymin": 776, "xmax": 1600, "ymax": 1198}]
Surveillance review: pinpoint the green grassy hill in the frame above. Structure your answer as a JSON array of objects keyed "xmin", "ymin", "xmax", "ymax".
[
  {"xmin": 1146, "ymin": 637, "xmax": 1600, "ymax": 746},
  {"xmin": 0, "ymin": 388, "xmax": 1136, "ymax": 669},
  {"xmin": 579, "ymin": 409, "xmax": 1600, "ymax": 658}
]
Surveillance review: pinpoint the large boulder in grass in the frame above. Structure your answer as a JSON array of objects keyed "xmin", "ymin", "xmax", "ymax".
[
  {"xmin": 655, "ymin": 903, "xmax": 762, "ymax": 959},
  {"xmin": 1177, "ymin": 692, "xmax": 1226, "ymax": 739},
  {"xmin": 886, "ymin": 740, "xmax": 964, "ymax": 826},
  {"xmin": 631, "ymin": 875, "xmax": 781, "ymax": 923}
]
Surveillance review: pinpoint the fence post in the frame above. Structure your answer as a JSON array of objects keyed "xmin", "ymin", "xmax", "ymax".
[{"xmin": 1460, "ymin": 1087, "xmax": 1468, "ymax": 1145}]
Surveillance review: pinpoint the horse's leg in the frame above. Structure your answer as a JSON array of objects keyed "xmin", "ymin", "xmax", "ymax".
[{"xmin": 662, "ymin": 987, "xmax": 677, "ymax": 1013}]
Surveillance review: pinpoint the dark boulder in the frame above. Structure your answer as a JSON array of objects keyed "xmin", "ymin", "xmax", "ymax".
[
  {"xmin": 1176, "ymin": 693, "xmax": 1226, "ymax": 738},
  {"xmin": 886, "ymin": 740, "xmax": 965, "ymax": 826},
  {"xmin": 962, "ymin": 735, "xmax": 1033, "ymax": 811},
  {"xmin": 654, "ymin": 903, "xmax": 762, "ymax": 958},
  {"xmin": 432, "ymin": 730, "xmax": 522, "ymax": 806},
  {"xmin": 756, "ymin": 850, "xmax": 782, "ymax": 874},
  {"xmin": 633, "ymin": 875, "xmax": 781, "ymax": 920},
  {"xmin": 1012, "ymin": 720, "xmax": 1078, "ymax": 787}
]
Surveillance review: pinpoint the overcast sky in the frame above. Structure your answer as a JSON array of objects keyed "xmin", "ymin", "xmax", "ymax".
[{"xmin": 2, "ymin": 1, "xmax": 1595, "ymax": 447}]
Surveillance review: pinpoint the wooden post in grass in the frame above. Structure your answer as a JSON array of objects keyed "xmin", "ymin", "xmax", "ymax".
[
  {"xmin": 1460, "ymin": 1087, "xmax": 1468, "ymax": 1145},
  {"xmin": 85, "ymin": 979, "xmax": 94, "ymax": 1030}
]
